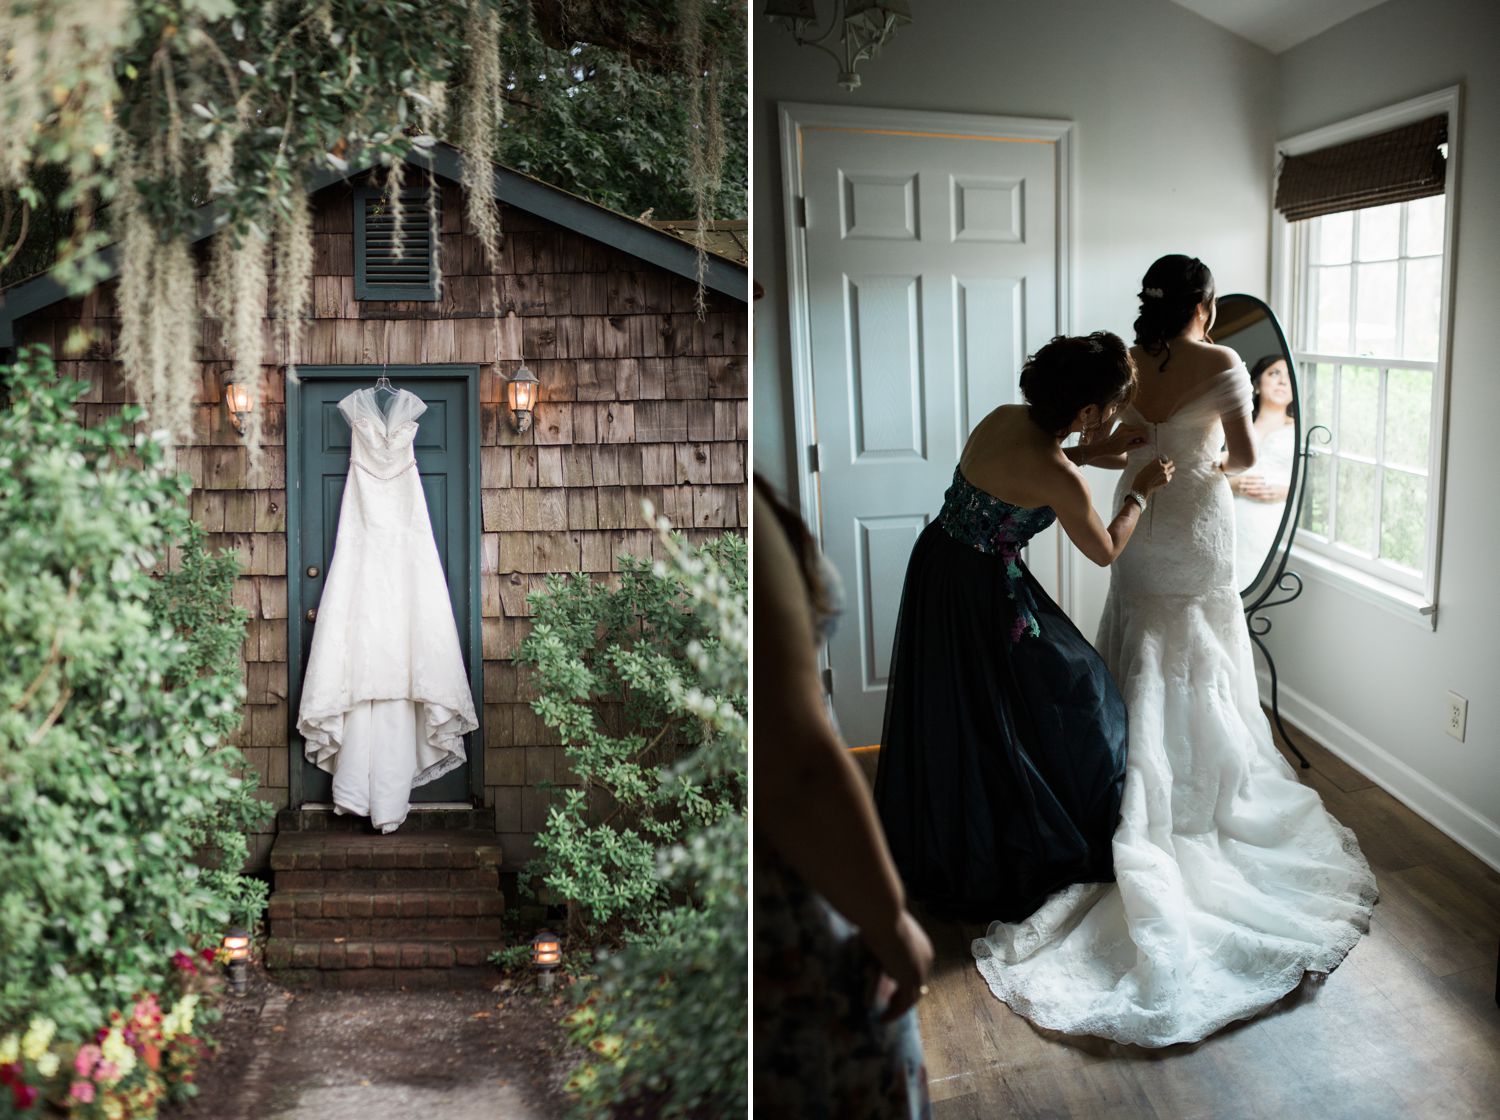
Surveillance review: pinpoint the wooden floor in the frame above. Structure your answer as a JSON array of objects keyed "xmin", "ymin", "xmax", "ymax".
[{"xmin": 908, "ymin": 722, "xmax": 1500, "ymax": 1120}]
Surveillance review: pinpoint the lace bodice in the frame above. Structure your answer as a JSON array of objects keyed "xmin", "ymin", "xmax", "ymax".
[
  {"xmin": 1113, "ymin": 363, "xmax": 1252, "ymax": 597},
  {"xmin": 937, "ymin": 467, "xmax": 1056, "ymax": 641},
  {"xmin": 338, "ymin": 387, "xmax": 427, "ymax": 480}
]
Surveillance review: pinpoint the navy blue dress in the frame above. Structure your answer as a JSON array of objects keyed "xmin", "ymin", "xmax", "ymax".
[{"xmin": 874, "ymin": 467, "xmax": 1128, "ymax": 922}]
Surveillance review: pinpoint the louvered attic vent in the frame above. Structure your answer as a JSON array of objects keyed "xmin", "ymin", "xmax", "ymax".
[{"xmin": 354, "ymin": 184, "xmax": 441, "ymax": 301}]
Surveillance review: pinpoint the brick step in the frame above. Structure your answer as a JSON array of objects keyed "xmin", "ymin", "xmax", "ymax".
[
  {"xmin": 273, "ymin": 867, "xmax": 500, "ymax": 891},
  {"xmin": 269, "ymin": 831, "xmax": 503, "ymax": 873},
  {"xmin": 266, "ymin": 937, "xmax": 497, "ymax": 970},
  {"xmin": 267, "ymin": 889, "xmax": 504, "ymax": 941},
  {"xmin": 267, "ymin": 966, "xmax": 499, "ymax": 991},
  {"xmin": 276, "ymin": 807, "xmax": 490, "ymax": 833}
]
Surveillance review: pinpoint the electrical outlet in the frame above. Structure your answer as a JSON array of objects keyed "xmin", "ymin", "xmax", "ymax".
[{"xmin": 1445, "ymin": 691, "xmax": 1468, "ymax": 742}]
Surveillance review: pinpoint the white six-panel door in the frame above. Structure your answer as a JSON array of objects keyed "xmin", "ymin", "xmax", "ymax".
[{"xmin": 780, "ymin": 103, "xmax": 1074, "ymax": 746}]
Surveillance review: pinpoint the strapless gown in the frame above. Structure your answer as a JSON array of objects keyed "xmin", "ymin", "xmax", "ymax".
[{"xmin": 875, "ymin": 466, "xmax": 1128, "ymax": 921}]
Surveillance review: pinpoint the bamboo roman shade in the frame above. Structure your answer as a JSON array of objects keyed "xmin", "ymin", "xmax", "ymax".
[{"xmin": 1274, "ymin": 114, "xmax": 1447, "ymax": 222}]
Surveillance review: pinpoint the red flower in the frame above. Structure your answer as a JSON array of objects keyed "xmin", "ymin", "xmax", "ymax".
[
  {"xmin": 0, "ymin": 1063, "xmax": 18, "ymax": 1086},
  {"xmin": 171, "ymin": 950, "xmax": 198, "ymax": 974},
  {"xmin": 10, "ymin": 1081, "xmax": 38, "ymax": 1110},
  {"xmin": 200, "ymin": 948, "xmax": 217, "ymax": 963}
]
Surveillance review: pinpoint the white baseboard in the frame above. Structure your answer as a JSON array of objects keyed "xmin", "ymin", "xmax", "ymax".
[{"xmin": 1256, "ymin": 672, "xmax": 1500, "ymax": 874}]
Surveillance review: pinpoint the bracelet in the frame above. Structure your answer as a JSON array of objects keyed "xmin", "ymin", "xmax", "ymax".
[{"xmin": 1125, "ymin": 490, "xmax": 1148, "ymax": 513}]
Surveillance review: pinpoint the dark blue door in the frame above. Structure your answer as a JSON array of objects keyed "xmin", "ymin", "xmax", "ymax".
[{"xmin": 288, "ymin": 371, "xmax": 478, "ymax": 805}]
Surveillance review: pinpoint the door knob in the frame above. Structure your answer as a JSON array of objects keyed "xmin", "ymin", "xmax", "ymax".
[
  {"xmin": 306, "ymin": 565, "xmax": 320, "ymax": 578},
  {"xmin": 306, "ymin": 608, "xmax": 317, "ymax": 622}
]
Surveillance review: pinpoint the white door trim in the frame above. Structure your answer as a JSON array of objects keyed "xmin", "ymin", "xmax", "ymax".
[{"xmin": 778, "ymin": 101, "xmax": 1078, "ymax": 611}]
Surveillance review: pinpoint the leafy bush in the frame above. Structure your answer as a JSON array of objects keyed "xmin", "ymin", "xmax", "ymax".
[
  {"xmin": 522, "ymin": 519, "xmax": 746, "ymax": 1118},
  {"xmin": 520, "ymin": 531, "xmax": 746, "ymax": 937},
  {"xmin": 0, "ymin": 345, "xmax": 270, "ymax": 1039}
]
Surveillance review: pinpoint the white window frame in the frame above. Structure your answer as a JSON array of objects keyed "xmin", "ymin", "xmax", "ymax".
[{"xmin": 1271, "ymin": 85, "xmax": 1461, "ymax": 631}]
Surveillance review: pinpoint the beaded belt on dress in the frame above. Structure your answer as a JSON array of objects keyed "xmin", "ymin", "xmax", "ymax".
[{"xmin": 353, "ymin": 459, "xmax": 416, "ymax": 481}]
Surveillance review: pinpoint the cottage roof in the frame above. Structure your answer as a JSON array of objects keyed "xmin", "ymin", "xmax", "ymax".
[{"xmin": 0, "ymin": 142, "xmax": 747, "ymax": 347}]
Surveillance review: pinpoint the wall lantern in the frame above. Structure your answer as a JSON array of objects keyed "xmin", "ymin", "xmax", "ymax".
[
  {"xmin": 531, "ymin": 930, "xmax": 562, "ymax": 989},
  {"xmin": 507, "ymin": 363, "xmax": 540, "ymax": 434},
  {"xmin": 765, "ymin": 0, "xmax": 911, "ymax": 91},
  {"xmin": 222, "ymin": 377, "xmax": 254, "ymax": 435},
  {"xmin": 222, "ymin": 927, "xmax": 251, "ymax": 996}
]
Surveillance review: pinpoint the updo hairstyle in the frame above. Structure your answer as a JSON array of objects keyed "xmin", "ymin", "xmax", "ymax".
[
  {"xmin": 1133, "ymin": 254, "xmax": 1216, "ymax": 370},
  {"xmin": 1019, "ymin": 332, "xmax": 1137, "ymax": 436}
]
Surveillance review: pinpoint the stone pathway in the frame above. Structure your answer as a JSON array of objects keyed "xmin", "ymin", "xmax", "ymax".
[{"xmin": 171, "ymin": 984, "xmax": 571, "ymax": 1120}]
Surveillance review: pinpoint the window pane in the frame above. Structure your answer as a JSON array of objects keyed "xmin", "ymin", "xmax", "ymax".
[
  {"xmin": 1300, "ymin": 450, "xmax": 1331, "ymax": 537},
  {"xmin": 1401, "ymin": 256, "xmax": 1442, "ymax": 361},
  {"xmin": 1357, "ymin": 203, "xmax": 1400, "ymax": 260},
  {"xmin": 1301, "ymin": 362, "xmax": 1335, "ymax": 434},
  {"xmin": 1380, "ymin": 468, "xmax": 1427, "ymax": 572},
  {"xmin": 1354, "ymin": 262, "xmax": 1398, "ymax": 356},
  {"xmin": 1406, "ymin": 194, "xmax": 1445, "ymax": 257},
  {"xmin": 1335, "ymin": 458, "xmax": 1377, "ymax": 554},
  {"xmin": 1383, "ymin": 367, "xmax": 1432, "ymax": 470},
  {"xmin": 1312, "ymin": 266, "xmax": 1351, "ymax": 353},
  {"xmin": 1338, "ymin": 365, "xmax": 1380, "ymax": 457},
  {"xmin": 1314, "ymin": 211, "xmax": 1353, "ymax": 264}
]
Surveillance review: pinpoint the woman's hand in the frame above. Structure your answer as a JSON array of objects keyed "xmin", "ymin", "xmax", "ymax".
[
  {"xmin": 862, "ymin": 909, "xmax": 935, "ymax": 1023},
  {"xmin": 1132, "ymin": 457, "xmax": 1175, "ymax": 495},
  {"xmin": 1235, "ymin": 475, "xmax": 1286, "ymax": 502},
  {"xmin": 1084, "ymin": 423, "xmax": 1149, "ymax": 460}
]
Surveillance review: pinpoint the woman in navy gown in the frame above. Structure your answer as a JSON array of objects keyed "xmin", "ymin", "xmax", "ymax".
[{"xmin": 875, "ymin": 332, "xmax": 1172, "ymax": 922}]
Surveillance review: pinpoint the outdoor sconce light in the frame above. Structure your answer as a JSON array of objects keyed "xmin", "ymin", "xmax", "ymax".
[
  {"xmin": 507, "ymin": 363, "xmax": 540, "ymax": 435},
  {"xmin": 765, "ymin": 0, "xmax": 911, "ymax": 91},
  {"xmin": 531, "ymin": 930, "xmax": 562, "ymax": 990},
  {"xmin": 222, "ymin": 928, "xmax": 251, "ymax": 996},
  {"xmin": 222, "ymin": 378, "xmax": 254, "ymax": 435}
]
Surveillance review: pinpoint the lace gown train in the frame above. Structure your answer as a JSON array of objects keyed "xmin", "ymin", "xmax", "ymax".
[
  {"xmin": 296, "ymin": 388, "xmax": 478, "ymax": 833},
  {"xmin": 971, "ymin": 364, "xmax": 1377, "ymax": 1047}
]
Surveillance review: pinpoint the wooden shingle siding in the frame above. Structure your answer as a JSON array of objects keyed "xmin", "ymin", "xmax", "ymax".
[{"xmin": 14, "ymin": 176, "xmax": 747, "ymax": 871}]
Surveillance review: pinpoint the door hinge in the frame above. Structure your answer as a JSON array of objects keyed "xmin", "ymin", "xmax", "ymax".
[
  {"xmin": 808, "ymin": 443, "xmax": 820, "ymax": 472},
  {"xmin": 796, "ymin": 196, "xmax": 808, "ymax": 228},
  {"xmin": 822, "ymin": 667, "xmax": 834, "ymax": 694}
]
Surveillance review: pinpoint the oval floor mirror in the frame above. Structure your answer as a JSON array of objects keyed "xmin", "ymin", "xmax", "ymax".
[{"xmin": 1213, "ymin": 293, "xmax": 1318, "ymax": 768}]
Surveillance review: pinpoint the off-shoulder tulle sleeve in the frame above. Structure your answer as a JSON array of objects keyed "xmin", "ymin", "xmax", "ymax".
[
  {"xmin": 337, "ymin": 389, "xmax": 365, "ymax": 427},
  {"xmin": 1205, "ymin": 363, "xmax": 1253, "ymax": 422}
]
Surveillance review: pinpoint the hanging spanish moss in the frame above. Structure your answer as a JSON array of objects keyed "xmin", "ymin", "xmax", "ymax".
[
  {"xmin": 115, "ymin": 144, "xmax": 197, "ymax": 444},
  {"xmin": 679, "ymin": 0, "xmax": 724, "ymax": 316},
  {"xmin": 230, "ymin": 223, "xmax": 269, "ymax": 478},
  {"xmin": 274, "ymin": 187, "xmax": 314, "ymax": 382}
]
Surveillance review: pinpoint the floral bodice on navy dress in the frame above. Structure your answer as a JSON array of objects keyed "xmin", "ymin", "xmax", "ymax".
[{"xmin": 936, "ymin": 466, "xmax": 1057, "ymax": 642}]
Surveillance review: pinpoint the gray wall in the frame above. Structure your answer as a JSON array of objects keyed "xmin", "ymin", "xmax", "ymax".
[
  {"xmin": 753, "ymin": 0, "xmax": 1277, "ymax": 635},
  {"xmin": 1267, "ymin": 0, "xmax": 1500, "ymax": 865}
]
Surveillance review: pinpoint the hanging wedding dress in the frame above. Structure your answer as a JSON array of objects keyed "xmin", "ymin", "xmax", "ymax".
[
  {"xmin": 297, "ymin": 387, "xmax": 478, "ymax": 833},
  {"xmin": 972, "ymin": 364, "xmax": 1377, "ymax": 1047}
]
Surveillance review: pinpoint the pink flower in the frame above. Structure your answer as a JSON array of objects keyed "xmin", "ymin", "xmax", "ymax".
[
  {"xmin": 94, "ymin": 1060, "xmax": 118, "ymax": 1082},
  {"xmin": 69, "ymin": 1080, "xmax": 96, "ymax": 1104},
  {"xmin": 74, "ymin": 1045, "xmax": 102, "ymax": 1077}
]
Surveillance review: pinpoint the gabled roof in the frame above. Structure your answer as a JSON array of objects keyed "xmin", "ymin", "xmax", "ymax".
[{"xmin": 0, "ymin": 142, "xmax": 747, "ymax": 347}]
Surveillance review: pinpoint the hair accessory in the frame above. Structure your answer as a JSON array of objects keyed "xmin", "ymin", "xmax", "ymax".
[{"xmin": 1142, "ymin": 287, "xmax": 1164, "ymax": 298}]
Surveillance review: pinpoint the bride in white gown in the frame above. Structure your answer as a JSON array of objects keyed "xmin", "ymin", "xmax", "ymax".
[
  {"xmin": 972, "ymin": 256, "xmax": 1377, "ymax": 1047},
  {"xmin": 297, "ymin": 384, "xmax": 478, "ymax": 833}
]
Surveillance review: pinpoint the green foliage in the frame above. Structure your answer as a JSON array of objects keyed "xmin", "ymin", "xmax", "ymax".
[
  {"xmin": 498, "ymin": 0, "xmax": 746, "ymax": 220},
  {"xmin": 519, "ymin": 531, "xmax": 746, "ymax": 935},
  {"xmin": 522, "ymin": 523, "xmax": 746, "ymax": 1118},
  {"xmin": 0, "ymin": 0, "xmax": 747, "ymax": 288},
  {"xmin": 0, "ymin": 346, "xmax": 270, "ymax": 1038}
]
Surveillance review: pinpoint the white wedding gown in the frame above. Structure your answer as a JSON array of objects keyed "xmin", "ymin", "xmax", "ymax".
[
  {"xmin": 1234, "ymin": 421, "xmax": 1297, "ymax": 589},
  {"xmin": 296, "ymin": 387, "xmax": 478, "ymax": 833},
  {"xmin": 972, "ymin": 364, "xmax": 1377, "ymax": 1047}
]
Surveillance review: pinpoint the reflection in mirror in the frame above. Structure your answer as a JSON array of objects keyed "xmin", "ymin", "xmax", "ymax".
[{"xmin": 1213, "ymin": 295, "xmax": 1299, "ymax": 595}]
